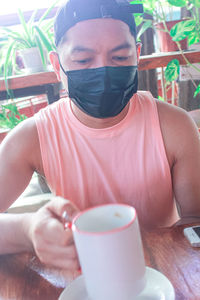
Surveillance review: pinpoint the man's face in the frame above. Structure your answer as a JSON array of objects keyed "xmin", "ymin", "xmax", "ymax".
[{"xmin": 52, "ymin": 18, "xmax": 139, "ymax": 89}]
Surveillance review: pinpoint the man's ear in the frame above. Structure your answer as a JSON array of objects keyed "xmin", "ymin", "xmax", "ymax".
[
  {"xmin": 136, "ymin": 42, "xmax": 142, "ymax": 65},
  {"xmin": 49, "ymin": 51, "xmax": 61, "ymax": 81}
]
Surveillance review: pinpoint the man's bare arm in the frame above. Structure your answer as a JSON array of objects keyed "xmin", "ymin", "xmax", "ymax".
[
  {"xmin": 0, "ymin": 118, "xmax": 38, "ymax": 211},
  {"xmin": 0, "ymin": 213, "xmax": 33, "ymax": 254},
  {"xmin": 0, "ymin": 118, "xmax": 39, "ymax": 253},
  {"xmin": 0, "ymin": 120, "xmax": 80, "ymax": 277},
  {"xmin": 0, "ymin": 200, "xmax": 80, "ymax": 278},
  {"xmin": 157, "ymin": 101, "xmax": 200, "ymax": 223}
]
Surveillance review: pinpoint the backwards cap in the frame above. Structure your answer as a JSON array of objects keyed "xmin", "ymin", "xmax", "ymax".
[{"xmin": 54, "ymin": 0, "xmax": 143, "ymax": 47}]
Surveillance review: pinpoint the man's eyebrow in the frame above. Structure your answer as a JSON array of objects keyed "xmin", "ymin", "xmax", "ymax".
[
  {"xmin": 110, "ymin": 43, "xmax": 132, "ymax": 52},
  {"xmin": 70, "ymin": 43, "xmax": 132, "ymax": 54},
  {"xmin": 71, "ymin": 46, "xmax": 95, "ymax": 54}
]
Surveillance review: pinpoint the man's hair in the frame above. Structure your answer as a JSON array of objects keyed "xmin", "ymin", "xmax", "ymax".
[{"xmin": 54, "ymin": 0, "xmax": 143, "ymax": 48}]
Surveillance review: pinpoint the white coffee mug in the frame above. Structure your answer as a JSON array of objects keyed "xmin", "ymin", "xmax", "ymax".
[{"xmin": 72, "ymin": 203, "xmax": 146, "ymax": 300}]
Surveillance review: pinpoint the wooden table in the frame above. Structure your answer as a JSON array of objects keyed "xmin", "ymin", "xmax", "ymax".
[{"xmin": 0, "ymin": 223, "xmax": 199, "ymax": 300}]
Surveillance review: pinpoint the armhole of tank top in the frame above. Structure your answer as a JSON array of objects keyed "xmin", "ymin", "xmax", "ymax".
[
  {"xmin": 144, "ymin": 92, "xmax": 172, "ymax": 175},
  {"xmin": 34, "ymin": 112, "xmax": 51, "ymax": 185}
]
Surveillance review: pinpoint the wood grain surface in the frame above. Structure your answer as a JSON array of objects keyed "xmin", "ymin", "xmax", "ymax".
[
  {"xmin": 0, "ymin": 224, "xmax": 200, "ymax": 299},
  {"xmin": 142, "ymin": 224, "xmax": 200, "ymax": 300},
  {"xmin": 0, "ymin": 50, "xmax": 199, "ymax": 92},
  {"xmin": 0, "ymin": 71, "xmax": 58, "ymax": 91},
  {"xmin": 139, "ymin": 50, "xmax": 200, "ymax": 71}
]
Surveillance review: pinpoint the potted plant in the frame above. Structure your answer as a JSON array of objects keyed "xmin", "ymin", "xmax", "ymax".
[
  {"xmin": 0, "ymin": 0, "xmax": 59, "ymax": 88},
  {"xmin": 136, "ymin": 0, "xmax": 200, "ymax": 98},
  {"xmin": 164, "ymin": 0, "xmax": 200, "ymax": 98},
  {"xmin": 169, "ymin": 0, "xmax": 200, "ymax": 48},
  {"xmin": 136, "ymin": 0, "xmax": 188, "ymax": 52}
]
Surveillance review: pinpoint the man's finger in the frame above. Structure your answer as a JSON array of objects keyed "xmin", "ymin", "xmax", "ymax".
[
  {"xmin": 46, "ymin": 196, "xmax": 79, "ymax": 220},
  {"xmin": 38, "ymin": 219, "xmax": 74, "ymax": 245},
  {"xmin": 36, "ymin": 243, "xmax": 78, "ymax": 261},
  {"xmin": 39, "ymin": 249, "xmax": 80, "ymax": 270}
]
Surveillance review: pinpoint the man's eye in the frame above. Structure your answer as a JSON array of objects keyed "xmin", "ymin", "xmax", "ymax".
[
  {"xmin": 75, "ymin": 58, "xmax": 92, "ymax": 64},
  {"xmin": 113, "ymin": 56, "xmax": 129, "ymax": 61}
]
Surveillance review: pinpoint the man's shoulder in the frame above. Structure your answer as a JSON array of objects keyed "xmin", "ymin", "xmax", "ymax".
[
  {"xmin": 39, "ymin": 97, "xmax": 67, "ymax": 113},
  {"xmin": 8, "ymin": 117, "xmax": 38, "ymax": 146},
  {"xmin": 155, "ymin": 99, "xmax": 199, "ymax": 165},
  {"xmin": 156, "ymin": 99, "xmax": 195, "ymax": 132},
  {"xmin": 0, "ymin": 117, "xmax": 41, "ymax": 172}
]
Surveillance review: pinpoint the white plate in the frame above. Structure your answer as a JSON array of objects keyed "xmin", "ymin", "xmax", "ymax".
[{"xmin": 59, "ymin": 266, "xmax": 175, "ymax": 300}]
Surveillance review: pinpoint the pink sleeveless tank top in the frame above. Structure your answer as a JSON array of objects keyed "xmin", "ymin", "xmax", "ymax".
[{"xmin": 35, "ymin": 91, "xmax": 179, "ymax": 228}]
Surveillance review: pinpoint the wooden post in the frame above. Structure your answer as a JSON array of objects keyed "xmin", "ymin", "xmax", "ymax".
[
  {"xmin": 138, "ymin": 14, "xmax": 158, "ymax": 98},
  {"xmin": 161, "ymin": 67, "xmax": 167, "ymax": 102}
]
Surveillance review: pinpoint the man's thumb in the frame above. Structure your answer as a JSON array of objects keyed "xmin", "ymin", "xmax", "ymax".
[{"xmin": 47, "ymin": 196, "xmax": 79, "ymax": 222}]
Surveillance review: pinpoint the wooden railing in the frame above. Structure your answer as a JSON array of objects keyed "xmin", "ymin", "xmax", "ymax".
[{"xmin": 0, "ymin": 50, "xmax": 200, "ymax": 103}]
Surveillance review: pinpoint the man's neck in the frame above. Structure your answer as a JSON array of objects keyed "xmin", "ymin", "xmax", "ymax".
[{"xmin": 70, "ymin": 101, "xmax": 130, "ymax": 129}]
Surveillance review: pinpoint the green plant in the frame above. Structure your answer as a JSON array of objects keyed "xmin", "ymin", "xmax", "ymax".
[
  {"xmin": 169, "ymin": 0, "xmax": 200, "ymax": 45},
  {"xmin": 136, "ymin": 0, "xmax": 199, "ymax": 43},
  {"xmin": 0, "ymin": 0, "xmax": 60, "ymax": 92},
  {"xmin": 136, "ymin": 0, "xmax": 200, "ymax": 98},
  {"xmin": 0, "ymin": 37, "xmax": 22, "ymax": 79},
  {"xmin": 135, "ymin": 0, "xmax": 176, "ymax": 41},
  {"xmin": 165, "ymin": 0, "xmax": 200, "ymax": 97},
  {"xmin": 0, "ymin": 103, "xmax": 27, "ymax": 129}
]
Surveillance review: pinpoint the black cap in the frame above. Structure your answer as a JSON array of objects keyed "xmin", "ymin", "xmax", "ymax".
[{"xmin": 54, "ymin": 0, "xmax": 143, "ymax": 47}]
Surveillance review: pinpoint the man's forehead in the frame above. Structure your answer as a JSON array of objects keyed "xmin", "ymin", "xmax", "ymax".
[{"xmin": 61, "ymin": 18, "xmax": 135, "ymax": 48}]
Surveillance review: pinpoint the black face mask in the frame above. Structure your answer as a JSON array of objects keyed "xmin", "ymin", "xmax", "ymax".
[{"xmin": 60, "ymin": 63, "xmax": 138, "ymax": 118}]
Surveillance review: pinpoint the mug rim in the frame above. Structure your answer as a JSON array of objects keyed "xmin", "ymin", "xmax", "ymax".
[{"xmin": 72, "ymin": 203, "xmax": 137, "ymax": 236}]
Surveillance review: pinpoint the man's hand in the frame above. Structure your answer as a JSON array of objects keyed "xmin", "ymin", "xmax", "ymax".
[{"xmin": 27, "ymin": 197, "xmax": 80, "ymax": 279}]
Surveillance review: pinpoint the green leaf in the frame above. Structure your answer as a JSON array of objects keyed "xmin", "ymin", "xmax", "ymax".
[
  {"xmin": 3, "ymin": 104, "xmax": 18, "ymax": 114},
  {"xmin": 3, "ymin": 36, "xmax": 30, "ymax": 48},
  {"xmin": 38, "ymin": 0, "xmax": 60, "ymax": 25},
  {"xmin": 190, "ymin": 0, "xmax": 200, "ymax": 7},
  {"xmin": 28, "ymin": 9, "xmax": 38, "ymax": 36},
  {"xmin": 142, "ymin": 0, "xmax": 157, "ymax": 15},
  {"xmin": 17, "ymin": 9, "xmax": 33, "ymax": 46},
  {"xmin": 34, "ymin": 25, "xmax": 53, "ymax": 52},
  {"xmin": 0, "ymin": 103, "xmax": 27, "ymax": 129},
  {"xmin": 188, "ymin": 31, "xmax": 200, "ymax": 46},
  {"xmin": 170, "ymin": 19, "xmax": 196, "ymax": 41},
  {"xmin": 194, "ymin": 84, "xmax": 200, "ymax": 97},
  {"xmin": 4, "ymin": 40, "xmax": 17, "ymax": 94},
  {"xmin": 137, "ymin": 20, "xmax": 152, "ymax": 40},
  {"xmin": 135, "ymin": 16, "xmax": 143, "ymax": 27},
  {"xmin": 28, "ymin": 9, "xmax": 38, "ymax": 27},
  {"xmin": 41, "ymin": 18, "xmax": 54, "ymax": 32},
  {"xmin": 35, "ymin": 35, "xmax": 46, "ymax": 68},
  {"xmin": 166, "ymin": 0, "xmax": 187, "ymax": 7},
  {"xmin": 0, "ymin": 27, "xmax": 23, "ymax": 39},
  {"xmin": 158, "ymin": 96, "xmax": 165, "ymax": 101},
  {"xmin": 165, "ymin": 59, "xmax": 180, "ymax": 82}
]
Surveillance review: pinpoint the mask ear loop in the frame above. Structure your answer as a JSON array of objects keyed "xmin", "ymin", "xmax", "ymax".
[
  {"xmin": 135, "ymin": 42, "xmax": 142, "ymax": 63},
  {"xmin": 57, "ymin": 55, "xmax": 71, "ymax": 98},
  {"xmin": 58, "ymin": 55, "xmax": 68, "ymax": 75},
  {"xmin": 136, "ymin": 42, "xmax": 142, "ymax": 52}
]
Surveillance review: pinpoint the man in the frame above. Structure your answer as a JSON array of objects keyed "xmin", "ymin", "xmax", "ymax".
[
  {"xmin": 0, "ymin": 0, "xmax": 200, "ymax": 279},
  {"xmin": 188, "ymin": 109, "xmax": 200, "ymax": 128}
]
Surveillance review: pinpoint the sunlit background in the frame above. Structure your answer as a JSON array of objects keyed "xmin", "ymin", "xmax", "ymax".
[{"xmin": 1, "ymin": 0, "xmax": 59, "ymax": 15}]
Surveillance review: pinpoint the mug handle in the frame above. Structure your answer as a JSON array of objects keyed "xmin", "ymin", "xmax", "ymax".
[{"xmin": 62, "ymin": 211, "xmax": 82, "ymax": 273}]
